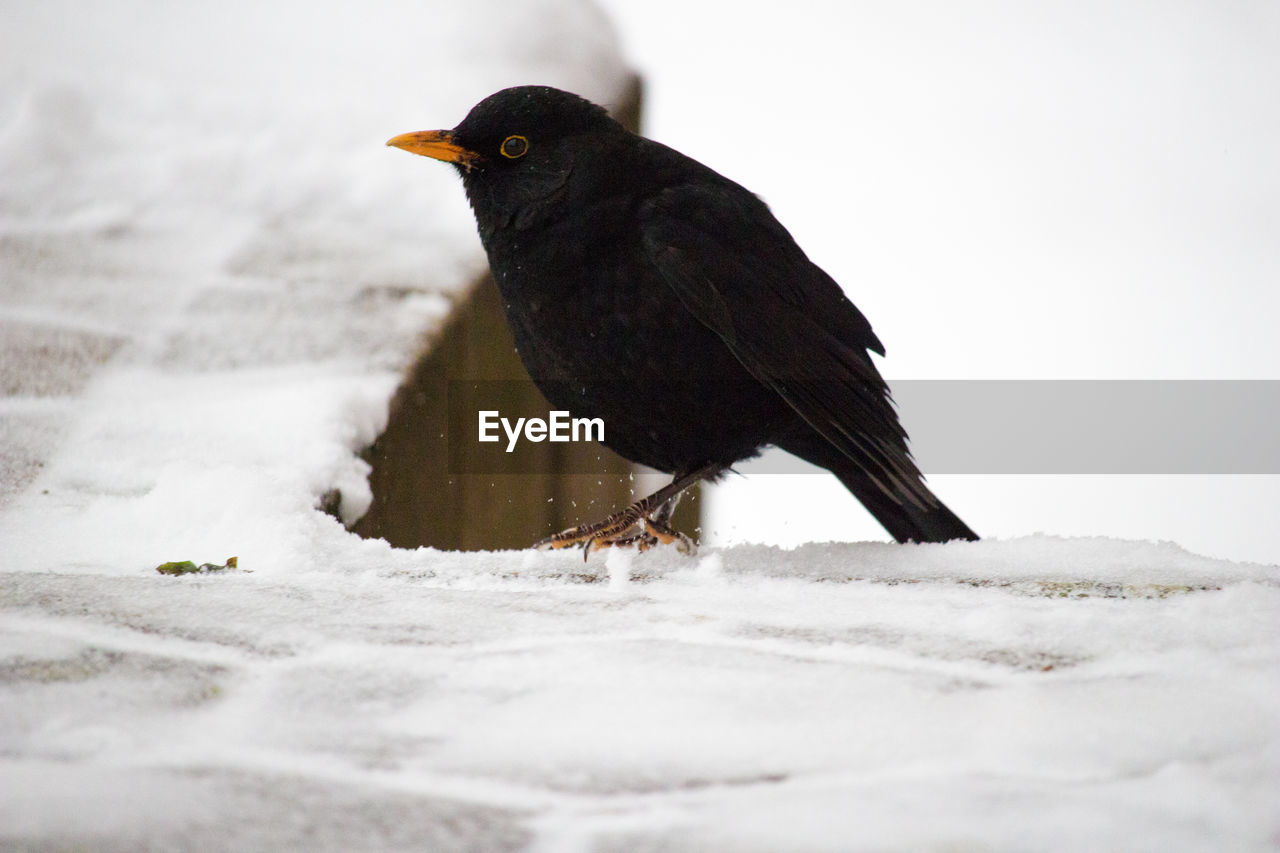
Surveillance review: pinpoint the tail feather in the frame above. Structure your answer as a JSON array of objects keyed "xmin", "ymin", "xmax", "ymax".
[
  {"xmin": 832, "ymin": 466, "xmax": 978, "ymax": 543},
  {"xmin": 776, "ymin": 433, "xmax": 978, "ymax": 544}
]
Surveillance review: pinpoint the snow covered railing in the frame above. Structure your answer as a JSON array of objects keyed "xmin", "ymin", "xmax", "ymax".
[{"xmin": 0, "ymin": 0, "xmax": 639, "ymax": 569}]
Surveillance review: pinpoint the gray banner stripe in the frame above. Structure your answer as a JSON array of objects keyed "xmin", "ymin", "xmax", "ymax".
[
  {"xmin": 447, "ymin": 380, "xmax": 1280, "ymax": 475},
  {"xmin": 896, "ymin": 380, "xmax": 1280, "ymax": 475}
]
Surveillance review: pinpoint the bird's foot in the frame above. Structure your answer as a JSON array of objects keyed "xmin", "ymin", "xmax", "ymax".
[
  {"xmin": 534, "ymin": 463, "xmax": 722, "ymax": 561},
  {"xmin": 535, "ymin": 511, "xmax": 694, "ymax": 560},
  {"xmin": 600, "ymin": 517, "xmax": 695, "ymax": 555}
]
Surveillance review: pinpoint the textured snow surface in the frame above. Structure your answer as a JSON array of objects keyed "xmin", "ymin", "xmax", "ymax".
[
  {"xmin": 2, "ymin": 539, "xmax": 1278, "ymax": 851},
  {"xmin": 0, "ymin": 0, "xmax": 630, "ymax": 567}
]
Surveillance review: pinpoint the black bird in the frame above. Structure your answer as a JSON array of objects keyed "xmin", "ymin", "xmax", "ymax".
[{"xmin": 388, "ymin": 86, "xmax": 977, "ymax": 552}]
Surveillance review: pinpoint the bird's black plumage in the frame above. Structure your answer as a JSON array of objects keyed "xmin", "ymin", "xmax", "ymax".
[{"xmin": 389, "ymin": 85, "xmax": 977, "ymax": 546}]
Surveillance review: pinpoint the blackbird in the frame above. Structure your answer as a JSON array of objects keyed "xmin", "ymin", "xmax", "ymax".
[{"xmin": 388, "ymin": 85, "xmax": 977, "ymax": 552}]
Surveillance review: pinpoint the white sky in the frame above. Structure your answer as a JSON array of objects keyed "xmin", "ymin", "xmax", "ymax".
[{"xmin": 596, "ymin": 0, "xmax": 1280, "ymax": 562}]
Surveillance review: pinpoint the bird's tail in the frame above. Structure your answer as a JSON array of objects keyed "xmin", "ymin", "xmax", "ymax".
[
  {"xmin": 830, "ymin": 465, "xmax": 978, "ymax": 543},
  {"xmin": 776, "ymin": 434, "xmax": 978, "ymax": 544}
]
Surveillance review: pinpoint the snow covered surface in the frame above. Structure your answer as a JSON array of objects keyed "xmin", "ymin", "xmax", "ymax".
[
  {"xmin": 0, "ymin": 0, "xmax": 627, "ymax": 570},
  {"xmin": 3, "ymin": 540, "xmax": 1279, "ymax": 850},
  {"xmin": 3, "ymin": 1, "xmax": 1279, "ymax": 850}
]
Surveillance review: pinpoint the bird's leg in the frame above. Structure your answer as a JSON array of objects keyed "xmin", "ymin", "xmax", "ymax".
[
  {"xmin": 638, "ymin": 490, "xmax": 690, "ymax": 552},
  {"xmin": 601, "ymin": 490, "xmax": 689, "ymax": 553},
  {"xmin": 535, "ymin": 463, "xmax": 723, "ymax": 558}
]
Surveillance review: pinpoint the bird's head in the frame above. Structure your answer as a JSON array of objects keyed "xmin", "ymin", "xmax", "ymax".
[{"xmin": 388, "ymin": 86, "xmax": 625, "ymax": 233}]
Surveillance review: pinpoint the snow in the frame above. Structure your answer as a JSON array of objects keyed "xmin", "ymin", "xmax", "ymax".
[
  {"xmin": 2, "ymin": 542, "xmax": 1278, "ymax": 849},
  {"xmin": 0, "ymin": 0, "xmax": 628, "ymax": 573},
  {"xmin": 2, "ymin": 1, "xmax": 1279, "ymax": 850}
]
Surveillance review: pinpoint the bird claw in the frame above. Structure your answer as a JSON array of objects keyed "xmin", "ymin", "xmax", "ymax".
[
  {"xmin": 533, "ymin": 463, "xmax": 717, "ymax": 560},
  {"xmin": 535, "ymin": 514, "xmax": 694, "ymax": 561}
]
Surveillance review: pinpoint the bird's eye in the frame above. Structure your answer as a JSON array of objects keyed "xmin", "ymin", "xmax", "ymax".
[{"xmin": 500, "ymin": 135, "xmax": 528, "ymax": 159}]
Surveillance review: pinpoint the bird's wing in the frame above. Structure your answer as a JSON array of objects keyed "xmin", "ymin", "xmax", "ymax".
[{"xmin": 640, "ymin": 183, "xmax": 936, "ymax": 509}]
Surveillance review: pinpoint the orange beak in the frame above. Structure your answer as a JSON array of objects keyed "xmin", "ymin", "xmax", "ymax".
[{"xmin": 386, "ymin": 129, "xmax": 481, "ymax": 171}]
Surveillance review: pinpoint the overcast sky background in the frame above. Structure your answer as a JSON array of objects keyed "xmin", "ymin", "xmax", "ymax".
[{"xmin": 594, "ymin": 0, "xmax": 1280, "ymax": 563}]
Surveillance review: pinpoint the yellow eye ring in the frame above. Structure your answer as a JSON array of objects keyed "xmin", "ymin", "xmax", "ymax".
[{"xmin": 500, "ymin": 135, "xmax": 528, "ymax": 159}]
